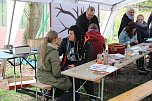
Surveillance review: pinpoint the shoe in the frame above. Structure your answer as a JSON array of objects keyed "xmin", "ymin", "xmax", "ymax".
[
  {"xmin": 144, "ymin": 66, "xmax": 152, "ymax": 72},
  {"xmin": 137, "ymin": 67, "xmax": 148, "ymax": 75},
  {"xmin": 90, "ymin": 99, "xmax": 96, "ymax": 101}
]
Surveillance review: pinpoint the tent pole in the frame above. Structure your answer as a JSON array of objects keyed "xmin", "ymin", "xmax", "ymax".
[
  {"xmin": 103, "ymin": 10, "xmax": 112, "ymax": 36},
  {"xmin": 7, "ymin": 0, "xmax": 16, "ymax": 48},
  {"xmin": 103, "ymin": 4, "xmax": 117, "ymax": 37}
]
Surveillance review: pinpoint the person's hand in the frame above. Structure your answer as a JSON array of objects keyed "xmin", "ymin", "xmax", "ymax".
[
  {"xmin": 68, "ymin": 64, "xmax": 75, "ymax": 69},
  {"xmin": 147, "ymin": 47, "xmax": 152, "ymax": 52},
  {"xmin": 134, "ymin": 40, "xmax": 138, "ymax": 44},
  {"xmin": 149, "ymin": 44, "xmax": 152, "ymax": 48}
]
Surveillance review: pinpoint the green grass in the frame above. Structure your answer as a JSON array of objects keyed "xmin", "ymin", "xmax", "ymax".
[{"xmin": 0, "ymin": 89, "xmax": 34, "ymax": 101}]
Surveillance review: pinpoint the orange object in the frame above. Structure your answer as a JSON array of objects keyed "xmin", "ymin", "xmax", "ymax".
[{"xmin": 96, "ymin": 59, "xmax": 102, "ymax": 64}]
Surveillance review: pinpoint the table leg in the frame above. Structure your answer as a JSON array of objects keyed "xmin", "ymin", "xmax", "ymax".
[
  {"xmin": 34, "ymin": 55, "xmax": 37, "ymax": 81},
  {"xmin": 98, "ymin": 81, "xmax": 101, "ymax": 97},
  {"xmin": 20, "ymin": 58, "xmax": 22, "ymax": 87},
  {"xmin": 73, "ymin": 77, "xmax": 75, "ymax": 101},
  {"xmin": 13, "ymin": 58, "xmax": 16, "ymax": 91},
  {"xmin": 101, "ymin": 77, "xmax": 104, "ymax": 101}
]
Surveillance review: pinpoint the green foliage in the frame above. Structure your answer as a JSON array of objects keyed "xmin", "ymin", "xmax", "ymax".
[{"xmin": 6, "ymin": 67, "xmax": 20, "ymax": 79}]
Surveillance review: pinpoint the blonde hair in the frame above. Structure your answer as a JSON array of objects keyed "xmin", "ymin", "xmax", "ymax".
[{"xmin": 40, "ymin": 30, "xmax": 58, "ymax": 67}]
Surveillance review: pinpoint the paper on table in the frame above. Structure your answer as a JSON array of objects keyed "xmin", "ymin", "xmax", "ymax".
[
  {"xmin": 111, "ymin": 54, "xmax": 125, "ymax": 59},
  {"xmin": 89, "ymin": 64, "xmax": 118, "ymax": 73}
]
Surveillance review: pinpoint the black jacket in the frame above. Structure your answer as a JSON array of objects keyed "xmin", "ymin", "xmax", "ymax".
[
  {"xmin": 58, "ymin": 38, "xmax": 94, "ymax": 69},
  {"xmin": 76, "ymin": 12, "xmax": 99, "ymax": 35},
  {"xmin": 147, "ymin": 12, "xmax": 152, "ymax": 29},
  {"xmin": 136, "ymin": 22, "xmax": 149, "ymax": 43},
  {"xmin": 118, "ymin": 13, "xmax": 133, "ymax": 38}
]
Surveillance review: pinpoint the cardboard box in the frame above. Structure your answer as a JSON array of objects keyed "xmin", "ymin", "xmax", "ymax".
[{"xmin": 27, "ymin": 38, "xmax": 43, "ymax": 49}]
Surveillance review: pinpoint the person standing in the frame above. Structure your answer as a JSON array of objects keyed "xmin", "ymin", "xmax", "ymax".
[
  {"xmin": 147, "ymin": 12, "xmax": 152, "ymax": 37},
  {"xmin": 76, "ymin": 6, "xmax": 100, "ymax": 36},
  {"xmin": 118, "ymin": 8, "xmax": 135, "ymax": 38}
]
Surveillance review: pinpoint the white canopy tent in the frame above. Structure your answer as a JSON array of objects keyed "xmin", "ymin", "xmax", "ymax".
[{"xmin": 6, "ymin": 0, "xmax": 148, "ymax": 46}]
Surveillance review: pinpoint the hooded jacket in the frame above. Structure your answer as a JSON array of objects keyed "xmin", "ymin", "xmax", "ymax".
[
  {"xmin": 85, "ymin": 30, "xmax": 106, "ymax": 59},
  {"xmin": 37, "ymin": 43, "xmax": 71, "ymax": 90}
]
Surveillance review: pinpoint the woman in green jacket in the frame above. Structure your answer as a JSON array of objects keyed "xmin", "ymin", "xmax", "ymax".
[{"xmin": 37, "ymin": 30, "xmax": 72, "ymax": 100}]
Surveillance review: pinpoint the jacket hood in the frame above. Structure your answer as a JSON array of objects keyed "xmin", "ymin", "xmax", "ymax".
[
  {"xmin": 86, "ymin": 30, "xmax": 103, "ymax": 42},
  {"xmin": 46, "ymin": 43, "xmax": 58, "ymax": 54}
]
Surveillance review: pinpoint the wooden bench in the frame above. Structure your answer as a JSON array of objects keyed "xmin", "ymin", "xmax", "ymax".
[
  {"xmin": 31, "ymin": 82, "xmax": 55, "ymax": 101},
  {"xmin": 108, "ymin": 80, "xmax": 152, "ymax": 101}
]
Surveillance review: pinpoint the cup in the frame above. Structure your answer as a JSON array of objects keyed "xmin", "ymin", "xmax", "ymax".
[
  {"xmin": 96, "ymin": 54, "xmax": 103, "ymax": 64},
  {"xmin": 139, "ymin": 51, "xmax": 143, "ymax": 54}
]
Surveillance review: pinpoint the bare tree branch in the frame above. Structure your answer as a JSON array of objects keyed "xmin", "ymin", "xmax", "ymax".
[
  {"xmin": 55, "ymin": 4, "xmax": 77, "ymax": 20},
  {"xmin": 81, "ymin": 7, "xmax": 85, "ymax": 15},
  {"xmin": 58, "ymin": 19, "xmax": 69, "ymax": 34},
  {"xmin": 73, "ymin": 6, "xmax": 79, "ymax": 18}
]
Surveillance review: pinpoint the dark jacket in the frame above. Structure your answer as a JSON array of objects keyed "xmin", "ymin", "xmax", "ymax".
[
  {"xmin": 147, "ymin": 12, "xmax": 152, "ymax": 37},
  {"xmin": 85, "ymin": 30, "xmax": 106, "ymax": 59},
  {"xmin": 118, "ymin": 13, "xmax": 133, "ymax": 38},
  {"xmin": 147, "ymin": 12, "xmax": 152, "ymax": 29},
  {"xmin": 136, "ymin": 22, "xmax": 149, "ymax": 43},
  {"xmin": 58, "ymin": 38, "xmax": 94, "ymax": 69},
  {"xmin": 76, "ymin": 12, "xmax": 99, "ymax": 35}
]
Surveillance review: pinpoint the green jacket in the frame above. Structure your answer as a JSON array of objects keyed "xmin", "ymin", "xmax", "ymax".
[{"xmin": 37, "ymin": 43, "xmax": 71, "ymax": 90}]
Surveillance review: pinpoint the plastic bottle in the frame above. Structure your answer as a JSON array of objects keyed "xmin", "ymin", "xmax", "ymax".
[
  {"xmin": 103, "ymin": 50, "xmax": 109, "ymax": 65},
  {"xmin": 126, "ymin": 41, "xmax": 132, "ymax": 57}
]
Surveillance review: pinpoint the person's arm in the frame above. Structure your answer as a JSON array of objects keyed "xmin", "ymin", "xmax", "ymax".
[
  {"xmin": 118, "ymin": 14, "xmax": 129, "ymax": 36},
  {"xmin": 49, "ymin": 50, "xmax": 62, "ymax": 78},
  {"xmin": 147, "ymin": 12, "xmax": 152, "ymax": 27},
  {"xmin": 76, "ymin": 15, "xmax": 85, "ymax": 34},
  {"xmin": 119, "ymin": 31, "xmax": 128, "ymax": 46},
  {"xmin": 94, "ymin": 16, "xmax": 100, "ymax": 32},
  {"xmin": 130, "ymin": 34, "xmax": 138, "ymax": 44},
  {"xmin": 74, "ymin": 42, "xmax": 94, "ymax": 66},
  {"xmin": 58, "ymin": 38, "xmax": 67, "ymax": 56}
]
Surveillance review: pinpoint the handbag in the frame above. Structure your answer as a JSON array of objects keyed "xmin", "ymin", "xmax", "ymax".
[{"xmin": 108, "ymin": 43, "xmax": 125, "ymax": 54}]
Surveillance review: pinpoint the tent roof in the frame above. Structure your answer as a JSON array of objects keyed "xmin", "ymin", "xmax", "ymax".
[{"xmin": 16, "ymin": 0, "xmax": 147, "ymax": 10}]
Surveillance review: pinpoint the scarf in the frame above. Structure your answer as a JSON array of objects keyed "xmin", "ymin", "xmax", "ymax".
[{"xmin": 126, "ymin": 12, "xmax": 134, "ymax": 20}]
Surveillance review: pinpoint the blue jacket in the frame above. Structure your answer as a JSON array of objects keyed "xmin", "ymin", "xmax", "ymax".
[{"xmin": 119, "ymin": 30, "xmax": 137, "ymax": 46}]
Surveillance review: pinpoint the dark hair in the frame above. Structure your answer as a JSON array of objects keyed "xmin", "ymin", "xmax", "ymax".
[
  {"xmin": 125, "ymin": 22, "xmax": 136, "ymax": 33},
  {"xmin": 68, "ymin": 25, "xmax": 81, "ymax": 42},
  {"xmin": 68, "ymin": 25, "xmax": 83, "ymax": 60}
]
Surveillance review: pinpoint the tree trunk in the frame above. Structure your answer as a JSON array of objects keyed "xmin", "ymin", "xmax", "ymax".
[{"xmin": 23, "ymin": 3, "xmax": 42, "ymax": 44}]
